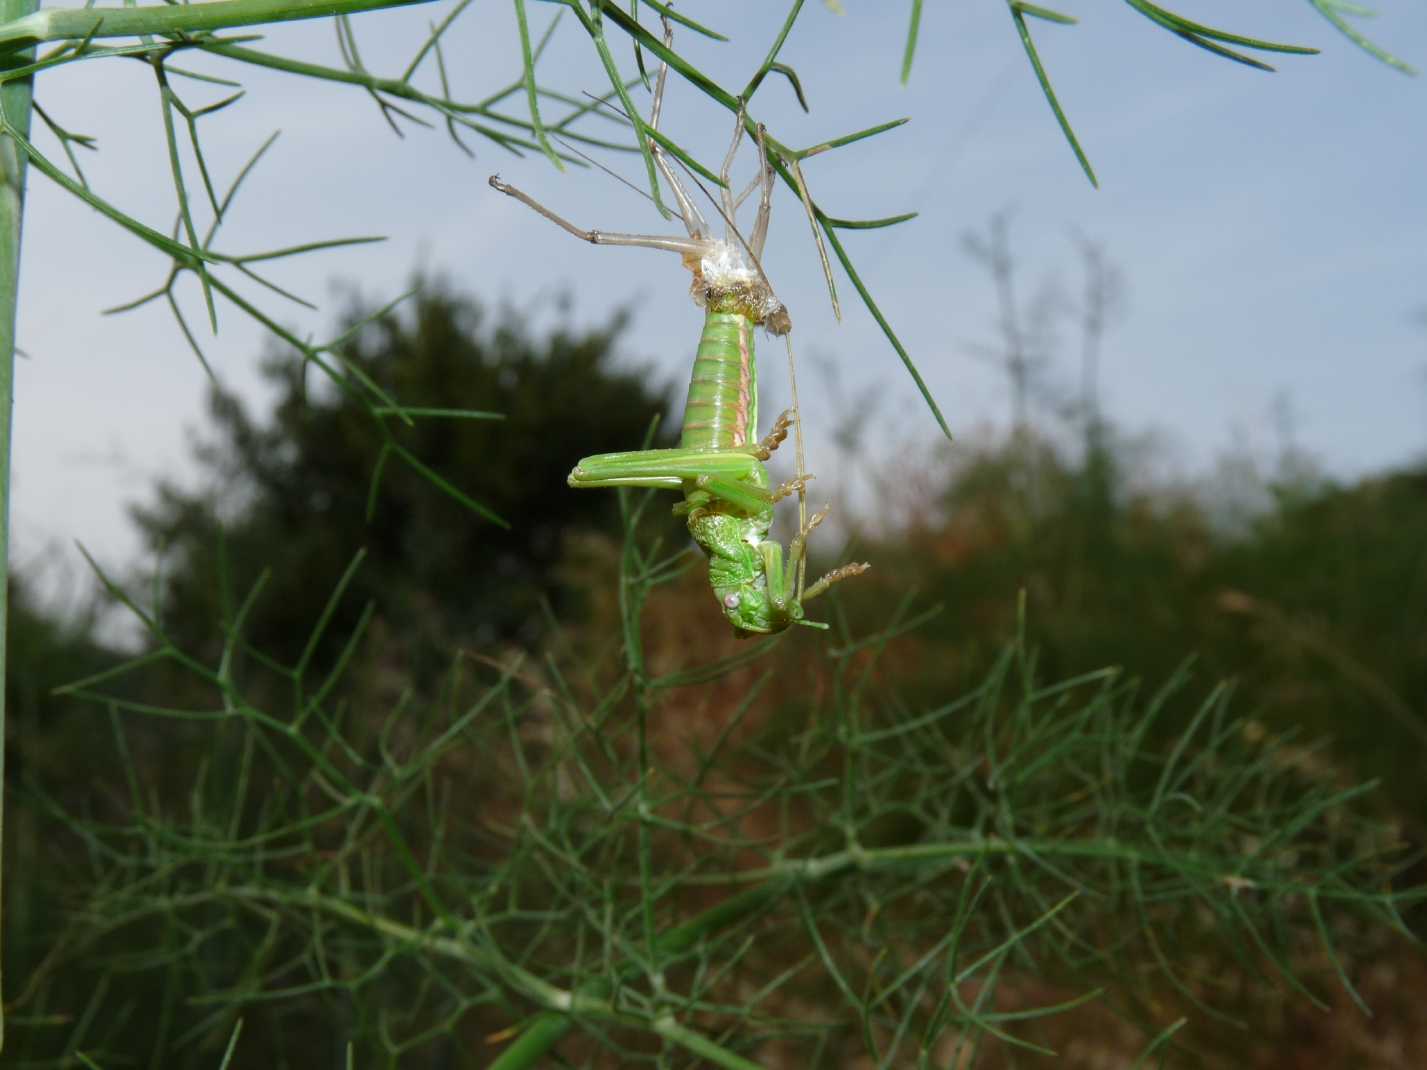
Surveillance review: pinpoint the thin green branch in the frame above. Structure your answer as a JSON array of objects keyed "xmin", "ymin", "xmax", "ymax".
[
  {"xmin": 400, "ymin": 0, "xmax": 474, "ymax": 82},
  {"xmin": 740, "ymin": 0, "xmax": 805, "ymax": 103},
  {"xmin": 1307, "ymin": 0, "xmax": 1417, "ymax": 74},
  {"xmin": 582, "ymin": 2, "xmax": 670, "ymax": 218},
  {"xmin": 153, "ymin": 61, "xmax": 218, "ymax": 330},
  {"xmin": 0, "ymin": 0, "xmax": 435, "ymax": 52},
  {"xmin": 513, "ymin": 0, "xmax": 561, "ymax": 169},
  {"xmin": 816, "ymin": 212, "xmax": 952, "ymax": 440},
  {"xmin": 1009, "ymin": 1, "xmax": 1097, "ymax": 188},
  {"xmin": 901, "ymin": 0, "xmax": 923, "ymax": 83},
  {"xmin": 797, "ymin": 116, "xmax": 909, "ymax": 159},
  {"xmin": 199, "ymin": 42, "xmax": 573, "ymax": 156},
  {"xmin": 1124, "ymin": 0, "xmax": 1318, "ymax": 56}
]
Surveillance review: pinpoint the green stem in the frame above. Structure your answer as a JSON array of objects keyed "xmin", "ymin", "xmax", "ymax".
[
  {"xmin": 486, "ymin": 1013, "xmax": 575, "ymax": 1069},
  {"xmin": 489, "ymin": 878, "xmax": 791, "ymax": 1068},
  {"xmin": 169, "ymin": 883, "xmax": 765, "ymax": 1069},
  {"xmin": 617, "ymin": 500, "xmax": 661, "ymax": 986},
  {"xmin": 0, "ymin": 0, "xmax": 34, "ymax": 1052},
  {"xmin": 0, "ymin": 0, "xmax": 432, "ymax": 51}
]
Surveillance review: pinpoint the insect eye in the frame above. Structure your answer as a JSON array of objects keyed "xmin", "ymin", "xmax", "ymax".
[{"xmin": 724, "ymin": 594, "xmax": 740, "ymax": 609}]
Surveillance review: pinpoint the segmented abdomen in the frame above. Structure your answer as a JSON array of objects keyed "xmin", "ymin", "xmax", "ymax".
[{"xmin": 679, "ymin": 311, "xmax": 758, "ymax": 450}]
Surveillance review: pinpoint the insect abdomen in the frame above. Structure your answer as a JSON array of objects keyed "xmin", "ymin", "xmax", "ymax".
[{"xmin": 679, "ymin": 311, "xmax": 757, "ymax": 451}]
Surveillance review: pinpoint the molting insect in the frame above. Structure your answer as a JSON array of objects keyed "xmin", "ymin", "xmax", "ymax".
[{"xmin": 489, "ymin": 33, "xmax": 866, "ymax": 634}]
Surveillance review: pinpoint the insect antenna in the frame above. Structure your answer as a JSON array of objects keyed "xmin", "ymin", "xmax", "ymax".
[{"xmin": 554, "ymin": 134, "xmax": 657, "ymax": 207}]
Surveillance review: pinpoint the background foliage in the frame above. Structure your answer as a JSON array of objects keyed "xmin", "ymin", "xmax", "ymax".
[{"xmin": 6, "ymin": 276, "xmax": 1426, "ymax": 1067}]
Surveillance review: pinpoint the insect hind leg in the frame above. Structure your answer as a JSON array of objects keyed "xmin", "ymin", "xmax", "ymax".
[
  {"xmin": 718, "ymin": 102, "xmax": 749, "ymax": 230},
  {"xmin": 685, "ymin": 473, "xmax": 773, "ymax": 518},
  {"xmin": 488, "ymin": 177, "xmax": 708, "ymax": 259}
]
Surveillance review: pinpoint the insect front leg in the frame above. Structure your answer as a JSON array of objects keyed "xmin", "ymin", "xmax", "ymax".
[
  {"xmin": 770, "ymin": 475, "xmax": 813, "ymax": 503},
  {"xmin": 802, "ymin": 560, "xmax": 872, "ymax": 602},
  {"xmin": 784, "ymin": 505, "xmax": 871, "ymax": 607},
  {"xmin": 754, "ymin": 532, "xmax": 831, "ymax": 632},
  {"xmin": 757, "ymin": 538, "xmax": 794, "ymax": 620},
  {"xmin": 754, "ymin": 409, "xmax": 794, "ymax": 459},
  {"xmin": 751, "ymin": 410, "xmax": 816, "ymax": 503}
]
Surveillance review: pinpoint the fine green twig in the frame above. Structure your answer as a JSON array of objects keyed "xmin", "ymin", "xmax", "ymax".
[
  {"xmin": 1307, "ymin": 0, "xmax": 1418, "ymax": 74},
  {"xmin": 892, "ymin": 0, "xmax": 1410, "ymax": 187},
  {"xmin": 0, "ymin": 0, "xmax": 435, "ymax": 52}
]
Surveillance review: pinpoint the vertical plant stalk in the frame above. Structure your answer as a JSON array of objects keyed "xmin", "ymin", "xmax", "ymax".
[{"xmin": 0, "ymin": 0, "xmax": 37, "ymax": 1051}]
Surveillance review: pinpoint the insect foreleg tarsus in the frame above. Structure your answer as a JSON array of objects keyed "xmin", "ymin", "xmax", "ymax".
[
  {"xmin": 754, "ymin": 409, "xmax": 793, "ymax": 459},
  {"xmin": 770, "ymin": 475, "xmax": 813, "ymax": 503}
]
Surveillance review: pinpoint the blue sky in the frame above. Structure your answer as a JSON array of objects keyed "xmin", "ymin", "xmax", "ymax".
[{"xmin": 15, "ymin": 2, "xmax": 1427, "ymax": 609}]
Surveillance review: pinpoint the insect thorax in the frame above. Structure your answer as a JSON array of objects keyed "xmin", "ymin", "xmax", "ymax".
[
  {"xmin": 687, "ymin": 241, "xmax": 790, "ymax": 336},
  {"xmin": 687, "ymin": 504, "xmax": 771, "ymax": 562}
]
